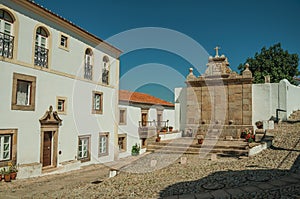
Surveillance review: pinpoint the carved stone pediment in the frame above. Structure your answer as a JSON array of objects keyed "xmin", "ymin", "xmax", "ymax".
[{"xmin": 39, "ymin": 106, "xmax": 62, "ymax": 126}]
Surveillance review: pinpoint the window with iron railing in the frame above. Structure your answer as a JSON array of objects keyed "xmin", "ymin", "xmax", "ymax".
[
  {"xmin": 0, "ymin": 9, "xmax": 14, "ymax": 59},
  {"xmin": 34, "ymin": 45, "xmax": 48, "ymax": 67},
  {"xmin": 34, "ymin": 27, "xmax": 49, "ymax": 68},
  {"xmin": 84, "ymin": 49, "xmax": 93, "ymax": 80},
  {"xmin": 0, "ymin": 32, "xmax": 13, "ymax": 58}
]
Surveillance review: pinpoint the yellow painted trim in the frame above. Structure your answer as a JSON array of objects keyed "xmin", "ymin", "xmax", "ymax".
[
  {"xmin": 0, "ymin": 5, "xmax": 20, "ymax": 62},
  {"xmin": 58, "ymin": 32, "xmax": 70, "ymax": 52},
  {"xmin": 1, "ymin": 58, "xmax": 116, "ymax": 89},
  {"xmin": 56, "ymin": 96, "xmax": 67, "ymax": 115}
]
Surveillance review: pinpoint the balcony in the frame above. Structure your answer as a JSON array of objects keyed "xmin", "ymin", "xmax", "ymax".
[
  {"xmin": 34, "ymin": 45, "xmax": 48, "ymax": 68},
  {"xmin": 0, "ymin": 32, "xmax": 14, "ymax": 59},
  {"xmin": 102, "ymin": 69, "xmax": 109, "ymax": 84},
  {"xmin": 138, "ymin": 120, "xmax": 169, "ymax": 138},
  {"xmin": 84, "ymin": 63, "xmax": 93, "ymax": 80}
]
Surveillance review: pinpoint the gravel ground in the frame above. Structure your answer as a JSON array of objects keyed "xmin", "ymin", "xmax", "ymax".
[{"xmin": 0, "ymin": 122, "xmax": 299, "ymax": 199}]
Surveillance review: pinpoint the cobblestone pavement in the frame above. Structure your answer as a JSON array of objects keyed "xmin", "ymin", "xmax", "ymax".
[{"xmin": 0, "ymin": 123, "xmax": 299, "ymax": 199}]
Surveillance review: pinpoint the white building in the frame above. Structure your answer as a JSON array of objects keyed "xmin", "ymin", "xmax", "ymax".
[
  {"xmin": 118, "ymin": 90, "xmax": 175, "ymax": 158},
  {"xmin": 0, "ymin": 0, "xmax": 121, "ymax": 178}
]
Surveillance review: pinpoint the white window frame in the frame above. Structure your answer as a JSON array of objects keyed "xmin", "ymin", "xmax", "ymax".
[
  {"xmin": 0, "ymin": 134, "xmax": 11, "ymax": 161},
  {"xmin": 78, "ymin": 136, "xmax": 90, "ymax": 162},
  {"xmin": 99, "ymin": 133, "xmax": 109, "ymax": 157}
]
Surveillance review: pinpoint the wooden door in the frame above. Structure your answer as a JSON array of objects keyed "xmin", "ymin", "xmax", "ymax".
[{"xmin": 43, "ymin": 131, "xmax": 52, "ymax": 167}]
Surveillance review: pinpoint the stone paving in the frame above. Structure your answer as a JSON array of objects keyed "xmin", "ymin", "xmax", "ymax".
[{"xmin": 0, "ymin": 122, "xmax": 299, "ymax": 198}]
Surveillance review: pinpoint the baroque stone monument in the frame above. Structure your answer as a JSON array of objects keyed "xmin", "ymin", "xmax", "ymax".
[{"xmin": 185, "ymin": 47, "xmax": 253, "ymax": 138}]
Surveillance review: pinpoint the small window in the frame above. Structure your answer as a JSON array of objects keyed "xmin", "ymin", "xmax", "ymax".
[
  {"xmin": 78, "ymin": 136, "xmax": 90, "ymax": 162},
  {"xmin": 12, "ymin": 73, "xmax": 36, "ymax": 111},
  {"xmin": 60, "ymin": 35, "xmax": 68, "ymax": 48},
  {"xmin": 118, "ymin": 134, "xmax": 127, "ymax": 152},
  {"xmin": 56, "ymin": 97, "xmax": 67, "ymax": 114},
  {"xmin": 92, "ymin": 91, "xmax": 103, "ymax": 114},
  {"xmin": 119, "ymin": 108, "xmax": 127, "ymax": 125},
  {"xmin": 0, "ymin": 134, "xmax": 11, "ymax": 161},
  {"xmin": 99, "ymin": 133, "xmax": 109, "ymax": 157}
]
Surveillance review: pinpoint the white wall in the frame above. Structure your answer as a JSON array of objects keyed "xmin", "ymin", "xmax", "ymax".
[
  {"xmin": 283, "ymin": 79, "xmax": 300, "ymax": 118},
  {"xmin": 0, "ymin": 62, "xmax": 118, "ymax": 166},
  {"xmin": 175, "ymin": 87, "xmax": 187, "ymax": 131},
  {"xmin": 118, "ymin": 105, "xmax": 141, "ymax": 158},
  {"xmin": 252, "ymin": 79, "xmax": 300, "ymax": 123},
  {"xmin": 252, "ymin": 83, "xmax": 279, "ymax": 124},
  {"xmin": 0, "ymin": 2, "xmax": 120, "ymax": 176}
]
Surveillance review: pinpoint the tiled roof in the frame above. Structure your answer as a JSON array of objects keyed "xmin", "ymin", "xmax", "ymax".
[
  {"xmin": 119, "ymin": 90, "xmax": 174, "ymax": 107},
  {"xmin": 14, "ymin": 0, "xmax": 121, "ymax": 54}
]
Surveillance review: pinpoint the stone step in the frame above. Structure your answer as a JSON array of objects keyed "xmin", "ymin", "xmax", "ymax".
[
  {"xmin": 147, "ymin": 145, "xmax": 248, "ymax": 153},
  {"xmin": 146, "ymin": 148, "xmax": 248, "ymax": 157},
  {"xmin": 147, "ymin": 142, "xmax": 248, "ymax": 150}
]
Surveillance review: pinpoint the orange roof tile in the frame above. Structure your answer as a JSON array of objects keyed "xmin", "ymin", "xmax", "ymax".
[{"xmin": 119, "ymin": 90, "xmax": 174, "ymax": 107}]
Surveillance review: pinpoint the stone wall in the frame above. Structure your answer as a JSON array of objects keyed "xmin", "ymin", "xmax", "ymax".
[{"xmin": 185, "ymin": 53, "xmax": 253, "ymax": 138}]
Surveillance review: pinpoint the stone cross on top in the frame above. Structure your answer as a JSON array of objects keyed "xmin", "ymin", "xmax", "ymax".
[{"xmin": 214, "ymin": 46, "xmax": 221, "ymax": 57}]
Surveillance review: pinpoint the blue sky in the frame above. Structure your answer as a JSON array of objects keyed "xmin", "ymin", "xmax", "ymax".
[{"xmin": 34, "ymin": 0, "xmax": 300, "ymax": 102}]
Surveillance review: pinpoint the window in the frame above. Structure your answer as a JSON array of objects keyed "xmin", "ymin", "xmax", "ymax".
[
  {"xmin": 0, "ymin": 9, "xmax": 14, "ymax": 58},
  {"xmin": 34, "ymin": 27, "xmax": 49, "ymax": 68},
  {"xmin": 99, "ymin": 133, "xmax": 109, "ymax": 157},
  {"xmin": 118, "ymin": 134, "xmax": 127, "ymax": 152},
  {"xmin": 102, "ymin": 56, "xmax": 109, "ymax": 85},
  {"xmin": 11, "ymin": 73, "xmax": 36, "ymax": 111},
  {"xmin": 0, "ymin": 134, "xmax": 11, "ymax": 161},
  {"xmin": 78, "ymin": 136, "xmax": 90, "ymax": 162},
  {"xmin": 0, "ymin": 129, "xmax": 17, "ymax": 167},
  {"xmin": 119, "ymin": 108, "xmax": 127, "ymax": 125},
  {"xmin": 60, "ymin": 35, "xmax": 68, "ymax": 48},
  {"xmin": 56, "ymin": 97, "xmax": 67, "ymax": 114},
  {"xmin": 84, "ymin": 48, "xmax": 93, "ymax": 80},
  {"xmin": 92, "ymin": 91, "xmax": 103, "ymax": 114}
]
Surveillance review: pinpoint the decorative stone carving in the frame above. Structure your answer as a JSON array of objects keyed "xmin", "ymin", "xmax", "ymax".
[
  {"xmin": 186, "ymin": 68, "xmax": 196, "ymax": 81},
  {"xmin": 39, "ymin": 105, "xmax": 62, "ymax": 125}
]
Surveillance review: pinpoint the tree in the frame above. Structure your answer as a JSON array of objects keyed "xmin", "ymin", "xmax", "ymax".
[{"xmin": 238, "ymin": 43, "xmax": 299, "ymax": 84}]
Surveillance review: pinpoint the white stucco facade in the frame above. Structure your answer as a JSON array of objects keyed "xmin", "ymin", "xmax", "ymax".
[
  {"xmin": 0, "ymin": 1, "xmax": 121, "ymax": 178},
  {"xmin": 252, "ymin": 79, "xmax": 300, "ymax": 123},
  {"xmin": 118, "ymin": 101, "xmax": 175, "ymax": 158}
]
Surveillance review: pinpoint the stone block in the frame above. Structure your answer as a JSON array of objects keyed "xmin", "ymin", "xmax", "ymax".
[
  {"xmin": 255, "ymin": 133, "xmax": 264, "ymax": 142},
  {"xmin": 180, "ymin": 157, "xmax": 187, "ymax": 164},
  {"xmin": 150, "ymin": 159, "xmax": 157, "ymax": 167}
]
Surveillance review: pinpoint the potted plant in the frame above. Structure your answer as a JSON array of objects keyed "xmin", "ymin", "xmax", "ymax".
[
  {"xmin": 9, "ymin": 162, "xmax": 18, "ymax": 180},
  {"xmin": 255, "ymin": 121, "xmax": 263, "ymax": 129},
  {"xmin": 131, "ymin": 143, "xmax": 140, "ymax": 156},
  {"xmin": 168, "ymin": 126, "xmax": 173, "ymax": 132},
  {"xmin": 1, "ymin": 168, "xmax": 11, "ymax": 182},
  {"xmin": 197, "ymin": 134, "xmax": 204, "ymax": 144},
  {"xmin": 161, "ymin": 126, "xmax": 168, "ymax": 132}
]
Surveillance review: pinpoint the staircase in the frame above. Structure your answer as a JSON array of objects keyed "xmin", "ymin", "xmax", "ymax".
[
  {"xmin": 146, "ymin": 137, "xmax": 251, "ymax": 158},
  {"xmin": 288, "ymin": 110, "xmax": 300, "ymax": 123}
]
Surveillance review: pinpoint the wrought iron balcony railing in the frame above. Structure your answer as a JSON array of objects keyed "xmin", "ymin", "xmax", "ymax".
[
  {"xmin": 84, "ymin": 63, "xmax": 93, "ymax": 80},
  {"xmin": 0, "ymin": 32, "xmax": 14, "ymax": 59},
  {"xmin": 102, "ymin": 69, "xmax": 109, "ymax": 84},
  {"xmin": 139, "ymin": 120, "xmax": 169, "ymax": 128},
  {"xmin": 34, "ymin": 45, "xmax": 48, "ymax": 68}
]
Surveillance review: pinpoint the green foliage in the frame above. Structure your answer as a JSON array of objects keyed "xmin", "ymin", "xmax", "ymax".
[
  {"xmin": 131, "ymin": 143, "xmax": 140, "ymax": 156},
  {"xmin": 238, "ymin": 43, "xmax": 299, "ymax": 84}
]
